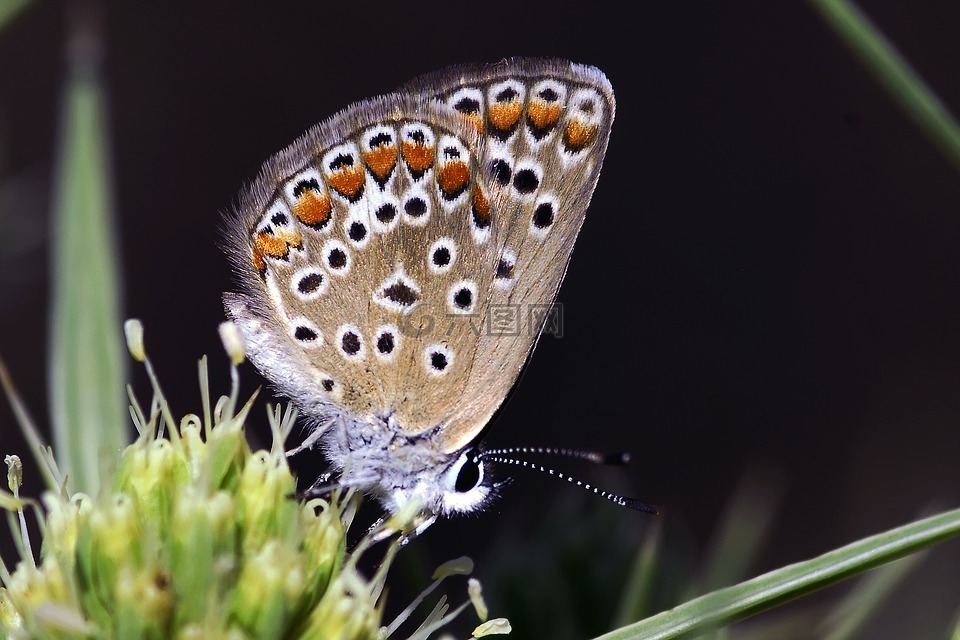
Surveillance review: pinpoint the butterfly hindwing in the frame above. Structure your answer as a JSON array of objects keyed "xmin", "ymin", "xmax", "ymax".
[
  {"xmin": 225, "ymin": 59, "xmax": 614, "ymax": 462},
  {"xmin": 221, "ymin": 58, "xmax": 618, "ymax": 518},
  {"xmin": 224, "ymin": 94, "xmax": 507, "ymax": 435}
]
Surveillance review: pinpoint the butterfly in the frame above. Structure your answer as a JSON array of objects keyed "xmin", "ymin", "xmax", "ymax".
[{"xmin": 223, "ymin": 58, "xmax": 651, "ymax": 533}]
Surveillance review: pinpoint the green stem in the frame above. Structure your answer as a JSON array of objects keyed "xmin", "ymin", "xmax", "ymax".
[
  {"xmin": 593, "ymin": 507, "xmax": 960, "ymax": 640},
  {"xmin": 0, "ymin": 0, "xmax": 33, "ymax": 35},
  {"xmin": 808, "ymin": 0, "xmax": 960, "ymax": 172}
]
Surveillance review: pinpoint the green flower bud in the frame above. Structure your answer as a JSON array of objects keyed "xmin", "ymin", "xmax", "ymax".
[{"xmin": 1, "ymin": 332, "xmax": 507, "ymax": 639}]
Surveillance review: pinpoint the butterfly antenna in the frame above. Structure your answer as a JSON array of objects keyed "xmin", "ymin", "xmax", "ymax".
[
  {"xmin": 480, "ymin": 452, "xmax": 658, "ymax": 514},
  {"xmin": 481, "ymin": 446, "xmax": 632, "ymax": 466}
]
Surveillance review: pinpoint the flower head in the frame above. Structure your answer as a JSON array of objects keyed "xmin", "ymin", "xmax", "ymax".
[{"xmin": 0, "ymin": 321, "xmax": 505, "ymax": 639}]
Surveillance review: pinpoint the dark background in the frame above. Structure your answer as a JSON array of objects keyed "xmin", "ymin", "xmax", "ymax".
[{"xmin": 2, "ymin": 1, "xmax": 960, "ymax": 638}]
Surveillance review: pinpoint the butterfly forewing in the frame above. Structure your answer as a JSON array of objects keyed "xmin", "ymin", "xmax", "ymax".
[{"xmin": 404, "ymin": 59, "xmax": 615, "ymax": 452}]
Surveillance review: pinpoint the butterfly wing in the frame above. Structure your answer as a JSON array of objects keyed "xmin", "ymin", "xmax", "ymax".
[
  {"xmin": 223, "ymin": 59, "xmax": 614, "ymax": 461},
  {"xmin": 403, "ymin": 59, "xmax": 615, "ymax": 453},
  {"xmin": 223, "ymin": 94, "xmax": 504, "ymax": 435}
]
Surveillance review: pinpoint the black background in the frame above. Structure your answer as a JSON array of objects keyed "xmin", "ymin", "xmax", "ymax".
[{"xmin": 2, "ymin": 2, "xmax": 960, "ymax": 638}]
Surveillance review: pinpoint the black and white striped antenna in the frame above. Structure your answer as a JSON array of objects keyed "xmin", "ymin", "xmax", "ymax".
[{"xmin": 480, "ymin": 447, "xmax": 658, "ymax": 514}]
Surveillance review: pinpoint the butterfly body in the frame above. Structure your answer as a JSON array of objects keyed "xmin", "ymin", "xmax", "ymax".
[{"xmin": 223, "ymin": 59, "xmax": 614, "ymax": 517}]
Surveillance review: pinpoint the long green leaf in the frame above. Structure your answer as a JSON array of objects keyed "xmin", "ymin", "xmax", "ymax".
[
  {"xmin": 49, "ymin": 40, "xmax": 127, "ymax": 495},
  {"xmin": 808, "ymin": 0, "xmax": 960, "ymax": 172},
  {"xmin": 950, "ymin": 607, "xmax": 960, "ymax": 640},
  {"xmin": 612, "ymin": 523, "xmax": 662, "ymax": 628},
  {"xmin": 695, "ymin": 470, "xmax": 780, "ymax": 598},
  {"xmin": 0, "ymin": 0, "xmax": 33, "ymax": 35},
  {"xmin": 593, "ymin": 507, "xmax": 960, "ymax": 640},
  {"xmin": 819, "ymin": 551, "xmax": 925, "ymax": 640}
]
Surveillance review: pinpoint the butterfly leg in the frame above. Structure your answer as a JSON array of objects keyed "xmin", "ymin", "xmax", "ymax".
[
  {"xmin": 285, "ymin": 426, "xmax": 327, "ymax": 458},
  {"xmin": 309, "ymin": 470, "xmax": 334, "ymax": 488},
  {"xmin": 291, "ymin": 484, "xmax": 339, "ymax": 500},
  {"xmin": 290, "ymin": 469, "xmax": 341, "ymax": 500},
  {"xmin": 364, "ymin": 512, "xmax": 437, "ymax": 547},
  {"xmin": 398, "ymin": 513, "xmax": 437, "ymax": 548},
  {"xmin": 286, "ymin": 415, "xmax": 340, "ymax": 458},
  {"xmin": 364, "ymin": 515, "xmax": 390, "ymax": 544}
]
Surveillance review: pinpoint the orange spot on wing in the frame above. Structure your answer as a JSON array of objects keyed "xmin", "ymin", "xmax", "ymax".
[
  {"xmin": 488, "ymin": 101, "xmax": 523, "ymax": 132},
  {"xmin": 362, "ymin": 145, "xmax": 397, "ymax": 181},
  {"xmin": 254, "ymin": 231, "xmax": 289, "ymax": 260},
  {"xmin": 438, "ymin": 161, "xmax": 470, "ymax": 198},
  {"xmin": 564, "ymin": 119, "xmax": 599, "ymax": 151},
  {"xmin": 327, "ymin": 166, "xmax": 365, "ymax": 199},
  {"xmin": 251, "ymin": 247, "xmax": 266, "ymax": 274},
  {"xmin": 528, "ymin": 101, "xmax": 563, "ymax": 129},
  {"xmin": 402, "ymin": 141, "xmax": 435, "ymax": 173},
  {"xmin": 278, "ymin": 228, "xmax": 302, "ymax": 249},
  {"xmin": 471, "ymin": 183, "xmax": 490, "ymax": 226},
  {"xmin": 292, "ymin": 190, "xmax": 331, "ymax": 227},
  {"xmin": 465, "ymin": 113, "xmax": 484, "ymax": 134}
]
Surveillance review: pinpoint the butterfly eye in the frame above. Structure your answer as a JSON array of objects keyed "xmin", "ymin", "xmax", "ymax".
[{"xmin": 454, "ymin": 449, "xmax": 482, "ymax": 493}]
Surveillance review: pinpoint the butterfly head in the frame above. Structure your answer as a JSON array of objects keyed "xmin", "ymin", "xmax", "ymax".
[
  {"xmin": 376, "ymin": 446, "xmax": 493, "ymax": 517},
  {"xmin": 360, "ymin": 439, "xmax": 659, "ymax": 520}
]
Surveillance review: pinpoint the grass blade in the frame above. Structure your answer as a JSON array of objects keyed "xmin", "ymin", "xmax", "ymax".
[
  {"xmin": 808, "ymin": 0, "xmax": 960, "ymax": 172},
  {"xmin": 695, "ymin": 470, "xmax": 780, "ymax": 597},
  {"xmin": 949, "ymin": 607, "xmax": 960, "ymax": 640},
  {"xmin": 592, "ymin": 507, "xmax": 960, "ymax": 640},
  {"xmin": 48, "ymin": 21, "xmax": 127, "ymax": 495},
  {"xmin": 0, "ymin": 0, "xmax": 33, "ymax": 35},
  {"xmin": 0, "ymin": 357, "xmax": 61, "ymax": 491},
  {"xmin": 819, "ymin": 551, "xmax": 925, "ymax": 640},
  {"xmin": 612, "ymin": 522, "xmax": 662, "ymax": 628}
]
